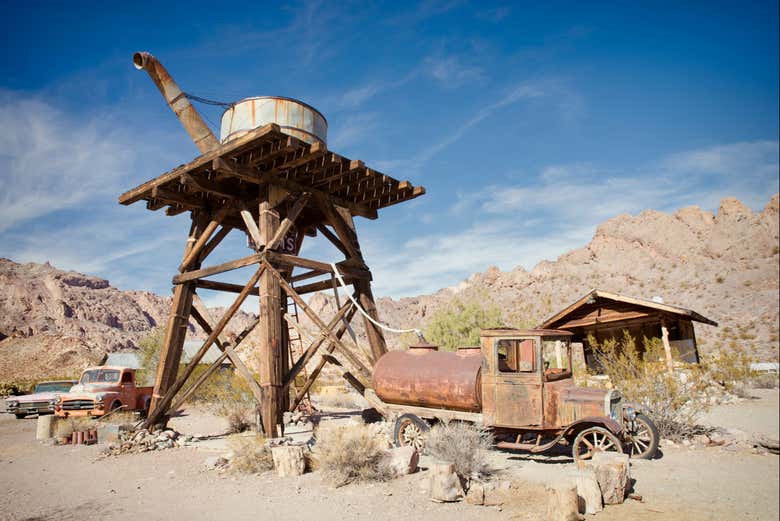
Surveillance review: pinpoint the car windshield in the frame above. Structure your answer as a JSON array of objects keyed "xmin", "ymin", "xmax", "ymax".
[
  {"xmin": 34, "ymin": 382, "xmax": 75, "ymax": 393},
  {"xmin": 541, "ymin": 337, "xmax": 571, "ymax": 372},
  {"xmin": 80, "ymin": 369, "xmax": 120, "ymax": 384}
]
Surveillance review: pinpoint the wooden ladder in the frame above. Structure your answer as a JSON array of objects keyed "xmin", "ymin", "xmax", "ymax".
[{"xmin": 286, "ymin": 296, "xmax": 315, "ymax": 414}]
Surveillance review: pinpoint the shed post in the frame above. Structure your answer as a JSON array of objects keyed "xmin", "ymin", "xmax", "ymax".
[{"xmin": 660, "ymin": 318, "xmax": 674, "ymax": 375}]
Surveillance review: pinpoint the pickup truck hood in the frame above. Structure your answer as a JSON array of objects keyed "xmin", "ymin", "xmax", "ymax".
[
  {"xmin": 68, "ymin": 383, "xmax": 117, "ymax": 394},
  {"xmin": 5, "ymin": 391, "xmax": 66, "ymax": 404}
]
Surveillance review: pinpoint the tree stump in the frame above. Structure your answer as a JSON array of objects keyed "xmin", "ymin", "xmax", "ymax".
[
  {"xmin": 36, "ymin": 415, "xmax": 55, "ymax": 440},
  {"xmin": 429, "ymin": 461, "xmax": 464, "ymax": 502},
  {"xmin": 573, "ymin": 469, "xmax": 603, "ymax": 515},
  {"xmin": 544, "ymin": 483, "xmax": 579, "ymax": 521},
  {"xmin": 271, "ymin": 444, "xmax": 307, "ymax": 477},
  {"xmin": 591, "ymin": 452, "xmax": 630, "ymax": 505},
  {"xmin": 386, "ymin": 445, "xmax": 419, "ymax": 476}
]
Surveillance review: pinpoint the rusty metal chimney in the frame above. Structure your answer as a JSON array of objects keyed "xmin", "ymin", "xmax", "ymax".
[{"xmin": 133, "ymin": 51, "xmax": 220, "ymax": 154}]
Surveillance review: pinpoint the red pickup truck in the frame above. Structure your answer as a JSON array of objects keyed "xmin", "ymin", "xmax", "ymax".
[{"xmin": 54, "ymin": 366, "xmax": 153, "ymax": 418}]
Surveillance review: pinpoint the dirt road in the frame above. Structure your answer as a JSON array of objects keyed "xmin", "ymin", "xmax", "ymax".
[{"xmin": 1, "ymin": 390, "xmax": 777, "ymax": 521}]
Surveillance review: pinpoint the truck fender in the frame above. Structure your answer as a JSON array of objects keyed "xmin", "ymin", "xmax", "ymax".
[{"xmin": 563, "ymin": 416, "xmax": 623, "ymax": 438}]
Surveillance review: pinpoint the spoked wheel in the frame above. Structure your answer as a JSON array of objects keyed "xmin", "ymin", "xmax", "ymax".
[
  {"xmin": 624, "ymin": 413, "xmax": 660, "ymax": 459},
  {"xmin": 393, "ymin": 413, "xmax": 429, "ymax": 452},
  {"xmin": 572, "ymin": 426, "xmax": 624, "ymax": 461}
]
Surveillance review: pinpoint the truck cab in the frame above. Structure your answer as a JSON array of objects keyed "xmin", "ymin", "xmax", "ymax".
[{"xmin": 54, "ymin": 366, "xmax": 153, "ymax": 418}]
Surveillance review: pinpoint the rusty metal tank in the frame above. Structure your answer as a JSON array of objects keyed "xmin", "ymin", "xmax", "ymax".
[
  {"xmin": 220, "ymin": 96, "xmax": 327, "ymax": 145},
  {"xmin": 372, "ymin": 344, "xmax": 482, "ymax": 412}
]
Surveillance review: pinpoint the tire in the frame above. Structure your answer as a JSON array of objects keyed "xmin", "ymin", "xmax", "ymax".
[
  {"xmin": 393, "ymin": 413, "xmax": 430, "ymax": 452},
  {"xmin": 110, "ymin": 401, "xmax": 122, "ymax": 411},
  {"xmin": 624, "ymin": 413, "xmax": 660, "ymax": 459},
  {"xmin": 572, "ymin": 426, "xmax": 624, "ymax": 461},
  {"xmin": 14, "ymin": 413, "xmax": 26, "ymax": 420}
]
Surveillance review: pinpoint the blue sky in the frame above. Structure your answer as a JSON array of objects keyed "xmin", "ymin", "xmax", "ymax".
[{"xmin": 1, "ymin": 1, "xmax": 778, "ymax": 307}]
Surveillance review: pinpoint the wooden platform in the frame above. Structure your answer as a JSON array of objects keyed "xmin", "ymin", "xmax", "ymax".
[{"xmin": 118, "ymin": 123, "xmax": 425, "ymax": 221}]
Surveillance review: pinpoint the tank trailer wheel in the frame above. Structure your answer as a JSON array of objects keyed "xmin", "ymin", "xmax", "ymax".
[
  {"xmin": 624, "ymin": 413, "xmax": 660, "ymax": 459},
  {"xmin": 572, "ymin": 426, "xmax": 624, "ymax": 461},
  {"xmin": 14, "ymin": 413, "xmax": 26, "ymax": 420},
  {"xmin": 394, "ymin": 414, "xmax": 429, "ymax": 453}
]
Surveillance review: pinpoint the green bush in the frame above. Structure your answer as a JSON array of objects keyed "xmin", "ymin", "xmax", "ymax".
[{"xmin": 422, "ymin": 296, "xmax": 503, "ymax": 351}]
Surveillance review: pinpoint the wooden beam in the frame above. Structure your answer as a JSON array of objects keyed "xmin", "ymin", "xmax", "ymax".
[
  {"xmin": 316, "ymin": 224, "xmax": 350, "ymax": 257},
  {"xmin": 179, "ymin": 209, "xmax": 228, "ymax": 272},
  {"xmin": 179, "ymin": 173, "xmax": 238, "ymax": 200},
  {"xmin": 267, "ymin": 193, "xmax": 311, "ymax": 250},
  {"xmin": 195, "ymin": 279, "xmax": 261, "ymax": 296},
  {"xmin": 240, "ymin": 208, "xmax": 263, "ymax": 251},
  {"xmin": 314, "ymin": 194, "xmax": 362, "ymax": 260},
  {"xmin": 265, "ymin": 261, "xmax": 372, "ymax": 381},
  {"xmin": 145, "ymin": 264, "xmax": 266, "ymax": 428},
  {"xmin": 289, "ymin": 268, "xmax": 325, "ymax": 284},
  {"xmin": 199, "ymin": 225, "xmax": 231, "ymax": 263},
  {"xmin": 174, "ymin": 252, "xmax": 263, "ymax": 284},
  {"xmin": 283, "ymin": 300, "xmax": 354, "ymax": 389},
  {"xmin": 293, "ymin": 277, "xmax": 356, "ymax": 296},
  {"xmin": 169, "ymin": 351, "xmax": 229, "ymax": 412}
]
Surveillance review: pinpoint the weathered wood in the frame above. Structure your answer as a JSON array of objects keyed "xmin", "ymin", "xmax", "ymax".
[
  {"xmin": 199, "ymin": 225, "xmax": 231, "ymax": 263},
  {"xmin": 266, "ymin": 192, "xmax": 311, "ymax": 250},
  {"xmin": 266, "ymin": 261, "xmax": 372, "ymax": 381},
  {"xmin": 240, "ymin": 208, "xmax": 264, "ymax": 251},
  {"xmin": 315, "ymin": 195, "xmax": 362, "ymax": 260},
  {"xmin": 429, "ymin": 462, "xmax": 464, "ymax": 502},
  {"xmin": 179, "ymin": 209, "xmax": 227, "ymax": 272},
  {"xmin": 271, "ymin": 445, "xmax": 307, "ymax": 477},
  {"xmin": 145, "ymin": 265, "xmax": 265, "ymax": 428},
  {"xmin": 573, "ymin": 468, "xmax": 603, "ymax": 515},
  {"xmin": 174, "ymin": 252, "xmax": 263, "ymax": 284},
  {"xmin": 195, "ymin": 279, "xmax": 261, "ymax": 296},
  {"xmin": 170, "ymin": 351, "xmax": 229, "ymax": 412},
  {"xmin": 544, "ymin": 483, "xmax": 579, "ymax": 521},
  {"xmin": 661, "ymin": 319, "xmax": 674, "ymax": 375},
  {"xmin": 265, "ymin": 252, "xmax": 371, "ymax": 280},
  {"xmin": 282, "ymin": 300, "xmax": 354, "ymax": 389},
  {"xmin": 292, "ymin": 277, "xmax": 357, "ymax": 296},
  {"xmin": 591, "ymin": 452, "xmax": 630, "ymax": 505},
  {"xmin": 289, "ymin": 268, "xmax": 325, "ymax": 284},
  {"xmin": 179, "ymin": 173, "xmax": 237, "ymax": 200},
  {"xmin": 316, "ymin": 224, "xmax": 350, "ymax": 257}
]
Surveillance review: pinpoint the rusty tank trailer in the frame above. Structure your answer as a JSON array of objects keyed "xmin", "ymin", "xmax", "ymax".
[{"xmin": 366, "ymin": 328, "xmax": 659, "ymax": 461}]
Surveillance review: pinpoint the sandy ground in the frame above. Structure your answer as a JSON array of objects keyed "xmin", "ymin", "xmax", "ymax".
[{"xmin": 1, "ymin": 390, "xmax": 777, "ymax": 521}]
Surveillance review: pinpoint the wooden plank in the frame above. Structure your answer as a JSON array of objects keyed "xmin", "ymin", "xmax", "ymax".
[
  {"xmin": 265, "ymin": 251, "xmax": 371, "ymax": 280},
  {"xmin": 174, "ymin": 253, "xmax": 263, "ymax": 284},
  {"xmin": 293, "ymin": 277, "xmax": 356, "ymax": 296},
  {"xmin": 240, "ymin": 208, "xmax": 263, "ymax": 250},
  {"xmin": 265, "ymin": 260, "xmax": 372, "ymax": 381},
  {"xmin": 314, "ymin": 194, "xmax": 362, "ymax": 260},
  {"xmin": 266, "ymin": 193, "xmax": 311, "ymax": 250},
  {"xmin": 289, "ymin": 268, "xmax": 325, "ymax": 284},
  {"xmin": 199, "ymin": 225, "xmax": 231, "ymax": 263},
  {"xmin": 169, "ymin": 351, "xmax": 229, "ymax": 412},
  {"xmin": 179, "ymin": 209, "xmax": 228, "ymax": 272},
  {"xmin": 283, "ymin": 300, "xmax": 353, "ymax": 389},
  {"xmin": 316, "ymin": 224, "xmax": 350, "ymax": 257},
  {"xmin": 179, "ymin": 173, "xmax": 238, "ymax": 200},
  {"xmin": 195, "ymin": 279, "xmax": 260, "ymax": 296},
  {"xmin": 145, "ymin": 264, "xmax": 266, "ymax": 428}
]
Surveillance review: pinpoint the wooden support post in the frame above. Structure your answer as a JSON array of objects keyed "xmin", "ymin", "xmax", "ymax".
[
  {"xmin": 660, "ymin": 318, "xmax": 674, "ymax": 375},
  {"xmin": 145, "ymin": 264, "xmax": 265, "ymax": 428},
  {"xmin": 240, "ymin": 208, "xmax": 263, "ymax": 250},
  {"xmin": 290, "ymin": 306, "xmax": 358, "ymax": 411},
  {"xmin": 149, "ymin": 215, "xmax": 206, "ymax": 417},
  {"xmin": 179, "ymin": 209, "xmax": 227, "ymax": 271},
  {"xmin": 258, "ymin": 186, "xmax": 286, "ymax": 438}
]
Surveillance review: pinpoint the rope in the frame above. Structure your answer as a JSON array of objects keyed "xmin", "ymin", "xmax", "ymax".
[
  {"xmin": 330, "ymin": 262, "xmax": 423, "ymax": 338},
  {"xmin": 183, "ymin": 93, "xmax": 235, "ymax": 108}
]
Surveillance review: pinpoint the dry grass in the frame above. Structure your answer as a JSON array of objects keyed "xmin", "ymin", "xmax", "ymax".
[
  {"xmin": 54, "ymin": 417, "xmax": 95, "ymax": 438},
  {"xmin": 311, "ymin": 422, "xmax": 394, "ymax": 487},
  {"xmin": 425, "ymin": 422, "xmax": 494, "ymax": 480},
  {"xmin": 225, "ymin": 405, "xmax": 253, "ymax": 434},
  {"xmin": 227, "ymin": 434, "xmax": 273, "ymax": 474},
  {"xmin": 312, "ymin": 387, "xmax": 368, "ymax": 410}
]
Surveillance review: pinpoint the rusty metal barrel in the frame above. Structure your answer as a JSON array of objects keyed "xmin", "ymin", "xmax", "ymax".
[
  {"xmin": 220, "ymin": 96, "xmax": 327, "ymax": 145},
  {"xmin": 372, "ymin": 345, "xmax": 482, "ymax": 412}
]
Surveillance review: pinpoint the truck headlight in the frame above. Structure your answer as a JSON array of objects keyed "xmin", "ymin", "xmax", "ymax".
[
  {"xmin": 624, "ymin": 406, "xmax": 637, "ymax": 421},
  {"xmin": 7, "ymin": 400, "xmax": 19, "ymax": 408}
]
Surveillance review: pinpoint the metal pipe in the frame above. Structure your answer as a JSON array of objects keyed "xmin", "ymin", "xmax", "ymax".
[{"xmin": 133, "ymin": 51, "xmax": 220, "ymax": 154}]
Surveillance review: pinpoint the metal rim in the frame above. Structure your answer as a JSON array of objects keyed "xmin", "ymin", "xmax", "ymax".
[
  {"xmin": 220, "ymin": 96, "xmax": 328, "ymax": 124},
  {"xmin": 573, "ymin": 428, "xmax": 622, "ymax": 461},
  {"xmin": 626, "ymin": 417, "xmax": 654, "ymax": 458},
  {"xmin": 398, "ymin": 419, "xmax": 426, "ymax": 452}
]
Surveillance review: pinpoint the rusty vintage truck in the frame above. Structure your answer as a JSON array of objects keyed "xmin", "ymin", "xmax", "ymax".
[
  {"xmin": 366, "ymin": 328, "xmax": 659, "ymax": 461},
  {"xmin": 53, "ymin": 366, "xmax": 153, "ymax": 418}
]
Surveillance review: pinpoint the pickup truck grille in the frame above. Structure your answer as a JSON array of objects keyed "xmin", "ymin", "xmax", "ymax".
[{"xmin": 62, "ymin": 400, "xmax": 96, "ymax": 410}]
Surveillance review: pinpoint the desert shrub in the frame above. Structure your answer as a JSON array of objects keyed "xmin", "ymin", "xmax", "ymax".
[
  {"xmin": 228, "ymin": 434, "xmax": 273, "ymax": 474},
  {"xmin": 54, "ymin": 417, "xmax": 95, "ymax": 438},
  {"xmin": 425, "ymin": 422, "xmax": 493, "ymax": 480},
  {"xmin": 589, "ymin": 332, "xmax": 711, "ymax": 440},
  {"xmin": 751, "ymin": 372, "xmax": 779, "ymax": 389},
  {"xmin": 226, "ymin": 405, "xmax": 253, "ymax": 434},
  {"xmin": 136, "ymin": 327, "xmax": 166, "ymax": 386},
  {"xmin": 700, "ymin": 343, "xmax": 756, "ymax": 397},
  {"xmin": 423, "ymin": 295, "xmax": 503, "ymax": 351},
  {"xmin": 100, "ymin": 411, "xmax": 139, "ymax": 427},
  {"xmin": 312, "ymin": 422, "xmax": 393, "ymax": 487},
  {"xmin": 312, "ymin": 387, "xmax": 368, "ymax": 410}
]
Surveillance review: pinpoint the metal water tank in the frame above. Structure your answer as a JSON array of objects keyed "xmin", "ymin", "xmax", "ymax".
[{"xmin": 220, "ymin": 96, "xmax": 327, "ymax": 145}]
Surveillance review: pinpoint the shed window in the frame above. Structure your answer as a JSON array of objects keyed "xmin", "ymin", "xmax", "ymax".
[{"xmin": 497, "ymin": 339, "xmax": 535, "ymax": 373}]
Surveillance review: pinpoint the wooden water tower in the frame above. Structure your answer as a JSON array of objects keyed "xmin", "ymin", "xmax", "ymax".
[{"xmin": 121, "ymin": 52, "xmax": 424, "ymax": 436}]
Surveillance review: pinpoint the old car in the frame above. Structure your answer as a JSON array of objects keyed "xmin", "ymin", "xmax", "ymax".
[
  {"xmin": 4, "ymin": 380, "xmax": 77, "ymax": 419},
  {"xmin": 366, "ymin": 328, "xmax": 659, "ymax": 461},
  {"xmin": 54, "ymin": 366, "xmax": 153, "ymax": 418}
]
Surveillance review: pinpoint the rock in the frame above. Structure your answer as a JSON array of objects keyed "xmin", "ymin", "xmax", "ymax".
[
  {"xmin": 429, "ymin": 461, "xmax": 464, "ymax": 503},
  {"xmin": 573, "ymin": 469, "xmax": 603, "ymax": 515},
  {"xmin": 692, "ymin": 434, "xmax": 710, "ymax": 446},
  {"xmin": 271, "ymin": 445, "xmax": 307, "ymax": 477},
  {"xmin": 591, "ymin": 452, "xmax": 630, "ymax": 505},
  {"xmin": 482, "ymin": 480, "xmax": 513, "ymax": 506},
  {"xmin": 204, "ymin": 456, "xmax": 228, "ymax": 469},
  {"xmin": 36, "ymin": 415, "xmax": 55, "ymax": 440},
  {"xmin": 465, "ymin": 482, "xmax": 485, "ymax": 505},
  {"xmin": 385, "ymin": 446, "xmax": 419, "ymax": 477},
  {"xmin": 660, "ymin": 439, "xmax": 676, "ymax": 448},
  {"xmin": 544, "ymin": 483, "xmax": 579, "ymax": 521},
  {"xmin": 283, "ymin": 412, "xmax": 293, "ymax": 425}
]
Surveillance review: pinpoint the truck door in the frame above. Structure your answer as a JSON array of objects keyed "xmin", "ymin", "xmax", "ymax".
[{"xmin": 493, "ymin": 338, "xmax": 543, "ymax": 427}]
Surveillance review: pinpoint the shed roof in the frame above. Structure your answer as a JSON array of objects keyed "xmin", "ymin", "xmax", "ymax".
[{"xmin": 539, "ymin": 289, "xmax": 718, "ymax": 330}]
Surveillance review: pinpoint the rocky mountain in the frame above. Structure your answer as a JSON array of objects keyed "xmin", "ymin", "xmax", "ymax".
[
  {"xmin": 0, "ymin": 259, "xmax": 255, "ymax": 381},
  {"xmin": 1, "ymin": 194, "xmax": 777, "ymax": 382},
  {"xmin": 364, "ymin": 194, "xmax": 779, "ymax": 361}
]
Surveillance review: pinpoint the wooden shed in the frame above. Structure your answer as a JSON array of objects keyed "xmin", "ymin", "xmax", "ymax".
[{"xmin": 539, "ymin": 289, "xmax": 718, "ymax": 368}]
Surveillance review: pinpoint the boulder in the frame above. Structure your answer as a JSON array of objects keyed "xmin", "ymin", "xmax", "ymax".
[
  {"xmin": 544, "ymin": 483, "xmax": 579, "ymax": 521},
  {"xmin": 386, "ymin": 446, "xmax": 419, "ymax": 476},
  {"xmin": 429, "ymin": 461, "xmax": 464, "ymax": 502},
  {"xmin": 465, "ymin": 482, "xmax": 485, "ymax": 505},
  {"xmin": 591, "ymin": 452, "xmax": 630, "ymax": 505},
  {"xmin": 271, "ymin": 444, "xmax": 307, "ymax": 477}
]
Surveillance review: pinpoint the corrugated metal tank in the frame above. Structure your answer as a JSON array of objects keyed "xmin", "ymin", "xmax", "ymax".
[
  {"xmin": 220, "ymin": 96, "xmax": 327, "ymax": 145},
  {"xmin": 372, "ymin": 346, "xmax": 482, "ymax": 412}
]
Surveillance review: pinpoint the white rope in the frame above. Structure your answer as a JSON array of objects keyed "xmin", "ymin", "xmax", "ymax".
[{"xmin": 330, "ymin": 262, "xmax": 422, "ymax": 337}]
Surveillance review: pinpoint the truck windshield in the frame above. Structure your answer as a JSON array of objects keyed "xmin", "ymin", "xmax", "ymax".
[
  {"xmin": 34, "ymin": 382, "xmax": 75, "ymax": 393},
  {"xmin": 80, "ymin": 369, "xmax": 120, "ymax": 384},
  {"xmin": 541, "ymin": 338, "xmax": 571, "ymax": 376}
]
